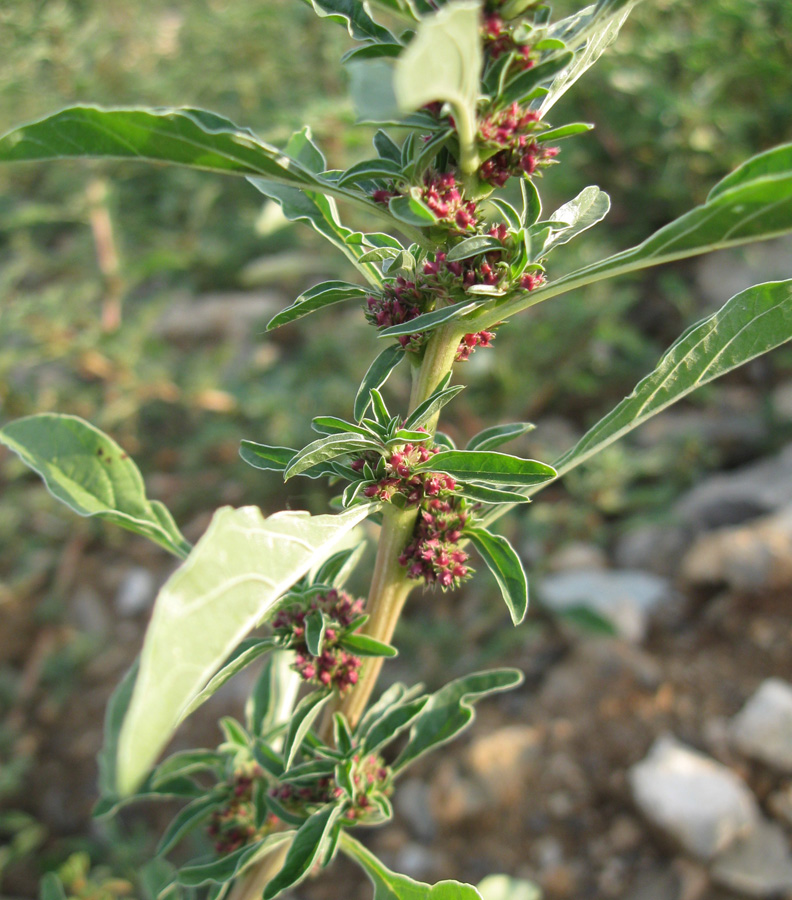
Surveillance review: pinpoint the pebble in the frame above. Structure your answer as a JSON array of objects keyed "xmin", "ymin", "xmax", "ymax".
[
  {"xmin": 710, "ymin": 818, "xmax": 792, "ymax": 897},
  {"xmin": 681, "ymin": 506, "xmax": 792, "ymax": 593},
  {"xmin": 613, "ymin": 522, "xmax": 693, "ymax": 577},
  {"xmin": 628, "ymin": 736, "xmax": 759, "ymax": 860},
  {"xmin": 394, "ymin": 777, "xmax": 436, "ymax": 841},
  {"xmin": 729, "ymin": 678, "xmax": 792, "ymax": 772},
  {"xmin": 547, "ymin": 542, "xmax": 607, "ymax": 572},
  {"xmin": 114, "ymin": 567, "xmax": 157, "ymax": 617}
]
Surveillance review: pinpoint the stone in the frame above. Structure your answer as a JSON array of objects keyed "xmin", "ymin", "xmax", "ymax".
[
  {"xmin": 547, "ymin": 542, "xmax": 607, "ymax": 573},
  {"xmin": 464, "ymin": 725, "xmax": 542, "ymax": 804},
  {"xmin": 614, "ymin": 522, "xmax": 693, "ymax": 577},
  {"xmin": 114, "ymin": 567, "xmax": 157, "ymax": 617},
  {"xmin": 768, "ymin": 784, "xmax": 792, "ymax": 828},
  {"xmin": 394, "ymin": 777, "xmax": 435, "ymax": 841},
  {"xmin": 711, "ymin": 818, "xmax": 792, "ymax": 897},
  {"xmin": 681, "ymin": 506, "xmax": 792, "ymax": 593},
  {"xmin": 628, "ymin": 736, "xmax": 760, "ymax": 860},
  {"xmin": 674, "ymin": 444, "xmax": 792, "ymax": 531},
  {"xmin": 729, "ymin": 679, "xmax": 792, "ymax": 772},
  {"xmin": 539, "ymin": 568, "xmax": 672, "ymax": 642}
]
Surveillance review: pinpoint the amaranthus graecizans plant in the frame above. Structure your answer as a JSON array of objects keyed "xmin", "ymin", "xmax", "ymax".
[{"xmin": 3, "ymin": 1, "xmax": 792, "ymax": 897}]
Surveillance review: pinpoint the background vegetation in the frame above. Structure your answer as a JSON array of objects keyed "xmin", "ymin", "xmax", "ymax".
[{"xmin": 1, "ymin": 0, "xmax": 791, "ymax": 893}]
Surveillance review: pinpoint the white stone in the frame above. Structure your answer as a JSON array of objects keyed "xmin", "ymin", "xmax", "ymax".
[
  {"xmin": 711, "ymin": 819, "xmax": 792, "ymax": 897},
  {"xmin": 539, "ymin": 569, "xmax": 671, "ymax": 642},
  {"xmin": 629, "ymin": 736, "xmax": 759, "ymax": 860},
  {"xmin": 729, "ymin": 679, "xmax": 792, "ymax": 773},
  {"xmin": 114, "ymin": 567, "xmax": 157, "ymax": 616}
]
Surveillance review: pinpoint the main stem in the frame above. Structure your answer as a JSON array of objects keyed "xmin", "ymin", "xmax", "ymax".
[{"xmin": 324, "ymin": 323, "xmax": 464, "ymax": 735}]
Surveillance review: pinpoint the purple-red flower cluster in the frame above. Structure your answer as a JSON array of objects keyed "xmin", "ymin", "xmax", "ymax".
[
  {"xmin": 272, "ymin": 589, "xmax": 365, "ymax": 693},
  {"xmin": 358, "ymin": 442, "xmax": 456, "ymax": 505},
  {"xmin": 365, "ymin": 276, "xmax": 426, "ymax": 351},
  {"xmin": 422, "ymin": 172, "xmax": 479, "ymax": 232},
  {"xmin": 478, "ymin": 103, "xmax": 559, "ymax": 187},
  {"xmin": 207, "ymin": 767, "xmax": 277, "ymax": 856},
  {"xmin": 482, "ymin": 13, "xmax": 537, "ymax": 70},
  {"xmin": 271, "ymin": 752, "xmax": 392, "ymax": 825},
  {"xmin": 399, "ymin": 496, "xmax": 473, "ymax": 590}
]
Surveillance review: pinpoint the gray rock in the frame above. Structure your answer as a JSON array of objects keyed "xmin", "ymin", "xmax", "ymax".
[
  {"xmin": 711, "ymin": 819, "xmax": 792, "ymax": 897},
  {"xmin": 115, "ymin": 567, "xmax": 157, "ymax": 617},
  {"xmin": 629, "ymin": 736, "xmax": 760, "ymax": 860},
  {"xmin": 614, "ymin": 522, "xmax": 693, "ymax": 577},
  {"xmin": 394, "ymin": 778, "xmax": 436, "ymax": 841},
  {"xmin": 674, "ymin": 444, "xmax": 792, "ymax": 531},
  {"xmin": 768, "ymin": 784, "xmax": 792, "ymax": 828},
  {"xmin": 539, "ymin": 568, "xmax": 672, "ymax": 642},
  {"xmin": 772, "ymin": 380, "xmax": 792, "ymax": 422},
  {"xmin": 547, "ymin": 541, "xmax": 607, "ymax": 573},
  {"xmin": 681, "ymin": 506, "xmax": 792, "ymax": 593},
  {"xmin": 729, "ymin": 679, "xmax": 792, "ymax": 773}
]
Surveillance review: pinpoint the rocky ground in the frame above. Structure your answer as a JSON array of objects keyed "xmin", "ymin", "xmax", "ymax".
[{"xmin": 4, "ymin": 402, "xmax": 792, "ymax": 899}]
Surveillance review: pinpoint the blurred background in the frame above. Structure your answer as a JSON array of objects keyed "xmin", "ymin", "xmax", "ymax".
[{"xmin": 2, "ymin": 1, "xmax": 792, "ymax": 897}]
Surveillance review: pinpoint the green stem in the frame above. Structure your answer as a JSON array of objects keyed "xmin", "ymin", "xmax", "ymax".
[{"xmin": 325, "ymin": 325, "xmax": 463, "ymax": 735}]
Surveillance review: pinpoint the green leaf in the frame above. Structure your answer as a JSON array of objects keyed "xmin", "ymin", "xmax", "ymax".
[
  {"xmin": 312, "ymin": 416, "xmax": 374, "ymax": 437},
  {"xmin": 182, "ymin": 638, "xmax": 277, "ymax": 719},
  {"xmin": 249, "ymin": 179, "xmax": 383, "ymax": 287},
  {"xmin": 379, "ymin": 301, "xmax": 478, "ymax": 338},
  {"xmin": 455, "ymin": 483, "xmax": 531, "ymax": 505},
  {"xmin": 542, "ymin": 186, "xmax": 610, "ymax": 253},
  {"xmin": 404, "ymin": 385, "xmax": 466, "ymax": 431},
  {"xmin": 0, "ymin": 106, "xmax": 327, "ymax": 186},
  {"xmin": 239, "ymin": 442, "xmax": 338, "ymax": 480},
  {"xmin": 374, "ymin": 129, "xmax": 402, "ymax": 164},
  {"xmin": 536, "ymin": 122, "xmax": 594, "ymax": 142},
  {"xmin": 96, "ymin": 660, "xmax": 138, "ymax": 807},
  {"xmin": 708, "ymin": 142, "xmax": 792, "ymax": 200},
  {"xmin": 333, "ymin": 714, "xmax": 355, "ymax": 757},
  {"xmin": 300, "ymin": 0, "xmax": 395, "ymax": 43},
  {"xmin": 417, "ymin": 450, "xmax": 556, "ymax": 486},
  {"xmin": 339, "ymin": 632, "xmax": 398, "ymax": 657},
  {"xmin": 500, "ymin": 53, "xmax": 574, "ymax": 106},
  {"xmin": 285, "ymin": 433, "xmax": 383, "ymax": 480},
  {"xmin": 388, "ymin": 194, "xmax": 438, "ymax": 226},
  {"xmin": 150, "ymin": 749, "xmax": 223, "ymax": 789},
  {"xmin": 477, "ymin": 875, "xmax": 541, "ymax": 900},
  {"xmin": 520, "ymin": 178, "xmax": 542, "ymax": 227},
  {"xmin": 267, "ymin": 281, "xmax": 370, "ymax": 330},
  {"xmin": 342, "ymin": 833, "xmax": 483, "ymax": 900},
  {"xmin": 0, "ymin": 415, "xmax": 190, "ymax": 559},
  {"xmin": 446, "ymin": 235, "xmax": 504, "ymax": 262},
  {"xmin": 486, "ymin": 198, "xmax": 522, "ymax": 231},
  {"xmin": 246, "ymin": 651, "xmax": 300, "ymax": 738},
  {"xmin": 282, "ymin": 691, "xmax": 334, "ymax": 770},
  {"xmin": 362, "ymin": 698, "xmax": 428, "ymax": 755},
  {"xmin": 116, "ymin": 503, "xmax": 372, "ymax": 795},
  {"xmin": 312, "ymin": 541, "xmax": 367, "ymax": 588},
  {"xmin": 552, "ymin": 279, "xmax": 792, "ymax": 481},
  {"xmin": 466, "ymin": 422, "xmax": 535, "ymax": 452},
  {"xmin": 178, "ymin": 833, "xmax": 293, "ymax": 886},
  {"xmin": 157, "ymin": 791, "xmax": 223, "ymax": 856},
  {"xmin": 541, "ymin": 1, "xmax": 640, "ymax": 114},
  {"xmin": 39, "ymin": 874, "xmax": 67, "ymax": 900},
  {"xmin": 304, "ymin": 610, "xmax": 327, "ymax": 657},
  {"xmin": 394, "ymin": 669, "xmax": 524, "ymax": 772},
  {"xmin": 467, "ymin": 529, "xmax": 529, "ymax": 625},
  {"xmin": 393, "ymin": 1, "xmax": 482, "ymax": 169},
  {"xmin": 355, "ymin": 345, "xmax": 406, "ymax": 421},
  {"xmin": 263, "ymin": 805, "xmax": 344, "ymax": 900},
  {"xmin": 338, "ymin": 157, "xmax": 404, "ymax": 187}
]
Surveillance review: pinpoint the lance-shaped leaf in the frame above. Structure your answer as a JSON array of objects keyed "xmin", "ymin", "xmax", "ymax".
[
  {"xmin": 157, "ymin": 791, "xmax": 225, "ymax": 856},
  {"xmin": 484, "ymin": 144, "xmax": 792, "ymax": 328},
  {"xmin": 178, "ymin": 832, "xmax": 294, "ymax": 887},
  {"xmin": 416, "ymin": 450, "xmax": 556, "ymax": 486},
  {"xmin": 541, "ymin": 186, "xmax": 610, "ymax": 254},
  {"xmin": 466, "ymin": 422, "xmax": 535, "ymax": 452},
  {"xmin": 300, "ymin": 0, "xmax": 396, "ymax": 43},
  {"xmin": 355, "ymin": 345, "xmax": 406, "ymax": 421},
  {"xmin": 239, "ymin": 442, "xmax": 337, "ymax": 479},
  {"xmin": 446, "ymin": 235, "xmax": 504, "ymax": 262},
  {"xmin": 263, "ymin": 804, "xmax": 344, "ymax": 900},
  {"xmin": 551, "ymin": 279, "xmax": 792, "ymax": 481},
  {"xmin": 116, "ymin": 503, "xmax": 372, "ymax": 795},
  {"xmin": 246, "ymin": 651, "xmax": 301, "ymax": 738},
  {"xmin": 500, "ymin": 53, "xmax": 574, "ymax": 106},
  {"xmin": 282, "ymin": 691, "xmax": 334, "ymax": 770},
  {"xmin": 267, "ymin": 281, "xmax": 371, "ymax": 330},
  {"xmin": 249, "ymin": 179, "xmax": 383, "ymax": 287},
  {"xmin": 467, "ymin": 528, "xmax": 529, "ymax": 625},
  {"xmin": 0, "ymin": 106, "xmax": 327, "ymax": 186},
  {"xmin": 379, "ymin": 301, "xmax": 479, "ymax": 338},
  {"xmin": 285, "ymin": 433, "xmax": 383, "ymax": 480},
  {"xmin": 393, "ymin": 1, "xmax": 482, "ymax": 171},
  {"xmin": 480, "ymin": 279, "xmax": 792, "ymax": 529},
  {"xmin": 540, "ymin": 0, "xmax": 640, "ymax": 114},
  {"xmin": 342, "ymin": 832, "xmax": 483, "ymax": 899},
  {"xmin": 394, "ymin": 668, "xmax": 524, "ymax": 772},
  {"xmin": 404, "ymin": 384, "xmax": 465, "ymax": 431},
  {"xmin": 456, "ymin": 483, "xmax": 531, "ymax": 505},
  {"xmin": 0, "ymin": 414, "xmax": 190, "ymax": 559}
]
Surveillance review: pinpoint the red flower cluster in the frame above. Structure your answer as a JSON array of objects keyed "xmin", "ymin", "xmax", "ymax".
[
  {"xmin": 421, "ymin": 172, "xmax": 479, "ymax": 232},
  {"xmin": 272, "ymin": 590, "xmax": 365, "ymax": 693},
  {"xmin": 365, "ymin": 277, "xmax": 427, "ymax": 351},
  {"xmin": 456, "ymin": 330, "xmax": 496, "ymax": 362},
  {"xmin": 482, "ymin": 13, "xmax": 536, "ymax": 70},
  {"xmin": 207, "ymin": 767, "xmax": 276, "ymax": 856},
  {"xmin": 478, "ymin": 103, "xmax": 559, "ymax": 187},
  {"xmin": 271, "ymin": 752, "xmax": 392, "ymax": 825},
  {"xmin": 399, "ymin": 496, "xmax": 472, "ymax": 589},
  {"xmin": 361, "ymin": 442, "xmax": 456, "ymax": 505}
]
